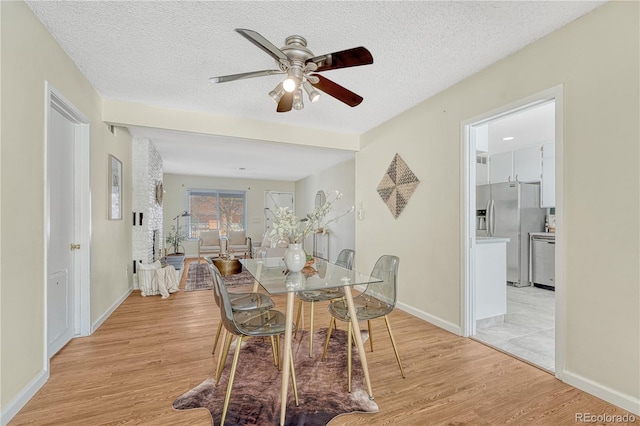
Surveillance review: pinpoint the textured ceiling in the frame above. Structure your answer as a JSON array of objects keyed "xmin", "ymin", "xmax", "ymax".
[{"xmin": 27, "ymin": 1, "xmax": 604, "ymax": 179}]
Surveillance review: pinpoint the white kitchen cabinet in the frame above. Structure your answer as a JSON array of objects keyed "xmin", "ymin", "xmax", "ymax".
[
  {"xmin": 475, "ymin": 238, "xmax": 508, "ymax": 322},
  {"xmin": 489, "ymin": 151, "xmax": 513, "ymax": 183},
  {"xmin": 489, "ymin": 145, "xmax": 542, "ymax": 183},
  {"xmin": 475, "ymin": 124, "xmax": 490, "ymax": 185},
  {"xmin": 474, "ymin": 124, "xmax": 489, "ymax": 153},
  {"xmin": 514, "ymin": 145, "xmax": 542, "ymax": 182},
  {"xmin": 541, "ymin": 142, "xmax": 555, "ymax": 208},
  {"xmin": 476, "ymin": 155, "xmax": 489, "ymax": 185}
]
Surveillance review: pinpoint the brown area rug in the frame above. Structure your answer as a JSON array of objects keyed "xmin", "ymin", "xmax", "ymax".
[
  {"xmin": 185, "ymin": 264, "xmax": 255, "ymax": 291},
  {"xmin": 220, "ymin": 268, "xmax": 256, "ymax": 288},
  {"xmin": 173, "ymin": 328, "xmax": 378, "ymax": 425},
  {"xmin": 185, "ymin": 263, "xmax": 214, "ymax": 291}
]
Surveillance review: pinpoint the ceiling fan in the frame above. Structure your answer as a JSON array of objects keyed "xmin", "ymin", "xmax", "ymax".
[{"xmin": 210, "ymin": 29, "xmax": 373, "ymax": 113}]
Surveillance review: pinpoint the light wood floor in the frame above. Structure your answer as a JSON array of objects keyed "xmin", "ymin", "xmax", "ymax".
[{"xmin": 10, "ymin": 259, "xmax": 630, "ymax": 425}]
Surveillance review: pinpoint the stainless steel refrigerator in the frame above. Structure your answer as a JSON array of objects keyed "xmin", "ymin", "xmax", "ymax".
[{"xmin": 476, "ymin": 181, "xmax": 546, "ymax": 286}]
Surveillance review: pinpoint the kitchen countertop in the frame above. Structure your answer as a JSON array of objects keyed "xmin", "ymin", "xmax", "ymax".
[
  {"xmin": 476, "ymin": 236, "xmax": 510, "ymax": 244},
  {"xmin": 530, "ymin": 232, "xmax": 555, "ymax": 238}
]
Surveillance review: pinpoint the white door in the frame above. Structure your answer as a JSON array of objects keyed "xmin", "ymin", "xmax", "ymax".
[
  {"xmin": 264, "ymin": 191, "xmax": 294, "ymax": 235},
  {"xmin": 47, "ymin": 106, "xmax": 76, "ymax": 357}
]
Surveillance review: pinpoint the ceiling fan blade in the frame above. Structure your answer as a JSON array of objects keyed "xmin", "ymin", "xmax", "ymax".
[
  {"xmin": 277, "ymin": 92, "xmax": 293, "ymax": 113},
  {"xmin": 306, "ymin": 47, "xmax": 373, "ymax": 72},
  {"xmin": 310, "ymin": 74, "xmax": 363, "ymax": 107},
  {"xmin": 236, "ymin": 28, "xmax": 290, "ymax": 63},
  {"xmin": 209, "ymin": 69, "xmax": 283, "ymax": 84}
]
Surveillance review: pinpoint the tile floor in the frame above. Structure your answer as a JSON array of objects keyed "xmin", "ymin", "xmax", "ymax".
[{"xmin": 475, "ymin": 285, "xmax": 555, "ymax": 372}]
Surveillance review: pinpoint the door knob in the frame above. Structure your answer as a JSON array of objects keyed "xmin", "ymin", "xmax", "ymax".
[{"xmin": 70, "ymin": 243, "xmax": 81, "ymax": 250}]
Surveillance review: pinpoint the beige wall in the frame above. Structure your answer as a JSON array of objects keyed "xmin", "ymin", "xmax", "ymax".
[
  {"xmin": 356, "ymin": 1, "xmax": 638, "ymax": 405},
  {"xmin": 162, "ymin": 173, "xmax": 294, "ymax": 256},
  {"xmin": 1, "ymin": 1, "xmax": 132, "ymax": 410},
  {"xmin": 295, "ymin": 159, "xmax": 356, "ymax": 263},
  {"xmin": 2, "ymin": 0, "xmax": 637, "ymax": 418}
]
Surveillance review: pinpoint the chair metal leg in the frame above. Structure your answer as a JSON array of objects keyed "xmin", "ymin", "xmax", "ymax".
[
  {"xmin": 384, "ymin": 315, "xmax": 405, "ymax": 378},
  {"xmin": 368, "ymin": 319, "xmax": 374, "ymax": 352},
  {"xmin": 289, "ymin": 348, "xmax": 299, "ymax": 406},
  {"xmin": 321, "ymin": 317, "xmax": 335, "ymax": 361},
  {"xmin": 220, "ymin": 335, "xmax": 243, "ymax": 426},
  {"xmin": 276, "ymin": 335, "xmax": 282, "ymax": 371},
  {"xmin": 308, "ymin": 301, "xmax": 315, "ymax": 357},
  {"xmin": 347, "ymin": 321, "xmax": 352, "ymax": 393},
  {"xmin": 216, "ymin": 331, "xmax": 232, "ymax": 384},
  {"xmin": 212, "ymin": 321, "xmax": 223, "ymax": 355},
  {"xmin": 294, "ymin": 300, "xmax": 303, "ymax": 338},
  {"xmin": 270, "ymin": 336, "xmax": 278, "ymax": 366}
]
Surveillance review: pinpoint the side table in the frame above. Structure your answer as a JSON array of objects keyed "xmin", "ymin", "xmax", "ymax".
[{"xmin": 213, "ymin": 257, "xmax": 242, "ymax": 276}]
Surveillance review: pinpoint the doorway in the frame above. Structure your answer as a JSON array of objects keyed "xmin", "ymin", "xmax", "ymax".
[
  {"xmin": 461, "ymin": 86, "xmax": 564, "ymax": 376},
  {"xmin": 45, "ymin": 84, "xmax": 91, "ymax": 360},
  {"xmin": 264, "ymin": 191, "xmax": 294, "ymax": 235}
]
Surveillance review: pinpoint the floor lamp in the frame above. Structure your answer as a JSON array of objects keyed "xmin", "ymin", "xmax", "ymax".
[{"xmin": 172, "ymin": 210, "xmax": 190, "ymax": 254}]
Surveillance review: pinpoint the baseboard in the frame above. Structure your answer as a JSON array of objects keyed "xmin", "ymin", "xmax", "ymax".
[
  {"xmin": 476, "ymin": 314, "xmax": 504, "ymax": 329},
  {"xmin": 0, "ymin": 369, "xmax": 49, "ymax": 426},
  {"xmin": 91, "ymin": 286, "xmax": 133, "ymax": 333},
  {"xmin": 562, "ymin": 370, "xmax": 640, "ymax": 416},
  {"xmin": 349, "ymin": 284, "xmax": 462, "ymax": 336},
  {"xmin": 396, "ymin": 301, "xmax": 462, "ymax": 336}
]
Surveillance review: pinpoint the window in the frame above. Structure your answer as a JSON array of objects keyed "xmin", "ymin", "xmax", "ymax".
[{"xmin": 186, "ymin": 189, "xmax": 246, "ymax": 239}]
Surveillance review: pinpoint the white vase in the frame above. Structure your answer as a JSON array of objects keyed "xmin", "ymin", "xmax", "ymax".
[
  {"xmin": 284, "ymin": 243, "xmax": 305, "ymax": 272},
  {"xmin": 285, "ymin": 271, "xmax": 306, "ymax": 289}
]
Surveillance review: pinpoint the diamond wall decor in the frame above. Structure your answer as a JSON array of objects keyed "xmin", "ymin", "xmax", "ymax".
[{"xmin": 377, "ymin": 153, "xmax": 420, "ymax": 219}]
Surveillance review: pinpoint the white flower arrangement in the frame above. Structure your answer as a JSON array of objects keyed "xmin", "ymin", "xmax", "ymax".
[{"xmin": 269, "ymin": 190, "xmax": 354, "ymax": 244}]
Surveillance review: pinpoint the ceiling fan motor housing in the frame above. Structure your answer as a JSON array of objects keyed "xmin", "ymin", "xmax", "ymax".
[{"xmin": 281, "ymin": 35, "xmax": 314, "ymax": 65}]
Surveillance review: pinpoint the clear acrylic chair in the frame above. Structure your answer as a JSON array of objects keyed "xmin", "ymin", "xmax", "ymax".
[
  {"xmin": 212, "ymin": 264, "xmax": 299, "ymax": 426},
  {"xmin": 295, "ymin": 249, "xmax": 355, "ymax": 357},
  {"xmin": 206, "ymin": 259, "xmax": 275, "ymax": 357},
  {"xmin": 322, "ymin": 254, "xmax": 405, "ymax": 391}
]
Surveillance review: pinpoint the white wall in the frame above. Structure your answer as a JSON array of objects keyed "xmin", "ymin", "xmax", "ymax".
[
  {"xmin": 1, "ymin": 0, "xmax": 133, "ymax": 415},
  {"xmin": 356, "ymin": 1, "xmax": 638, "ymax": 412},
  {"xmin": 295, "ymin": 159, "xmax": 356, "ymax": 263},
  {"xmin": 162, "ymin": 173, "xmax": 294, "ymax": 257}
]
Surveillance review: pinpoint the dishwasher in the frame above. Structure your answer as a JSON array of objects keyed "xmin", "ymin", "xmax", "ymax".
[{"xmin": 531, "ymin": 234, "xmax": 555, "ymax": 289}]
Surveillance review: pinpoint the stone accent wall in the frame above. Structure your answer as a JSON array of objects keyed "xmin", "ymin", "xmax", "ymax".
[{"xmin": 132, "ymin": 137, "xmax": 163, "ymax": 288}]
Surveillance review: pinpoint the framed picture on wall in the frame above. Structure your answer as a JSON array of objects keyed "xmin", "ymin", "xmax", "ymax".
[{"xmin": 108, "ymin": 154, "xmax": 122, "ymax": 220}]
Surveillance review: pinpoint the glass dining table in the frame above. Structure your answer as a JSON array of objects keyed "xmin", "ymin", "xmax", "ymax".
[{"xmin": 240, "ymin": 257, "xmax": 381, "ymax": 426}]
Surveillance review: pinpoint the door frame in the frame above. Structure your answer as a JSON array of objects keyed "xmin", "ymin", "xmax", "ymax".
[
  {"xmin": 44, "ymin": 82, "xmax": 92, "ymax": 364},
  {"xmin": 459, "ymin": 84, "xmax": 565, "ymax": 378}
]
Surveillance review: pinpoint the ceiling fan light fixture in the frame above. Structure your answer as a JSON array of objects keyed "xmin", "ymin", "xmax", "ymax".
[
  {"xmin": 303, "ymin": 81, "xmax": 321, "ymax": 103},
  {"xmin": 283, "ymin": 66, "xmax": 303, "ymax": 92},
  {"xmin": 269, "ymin": 82, "xmax": 285, "ymax": 103},
  {"xmin": 292, "ymin": 89, "xmax": 304, "ymax": 110},
  {"xmin": 283, "ymin": 77, "xmax": 298, "ymax": 93}
]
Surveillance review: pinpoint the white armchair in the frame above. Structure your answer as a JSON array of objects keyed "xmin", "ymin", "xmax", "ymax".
[
  {"xmin": 252, "ymin": 232, "xmax": 288, "ymax": 259},
  {"xmin": 226, "ymin": 229, "xmax": 251, "ymax": 258},
  {"xmin": 198, "ymin": 230, "xmax": 223, "ymax": 260}
]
